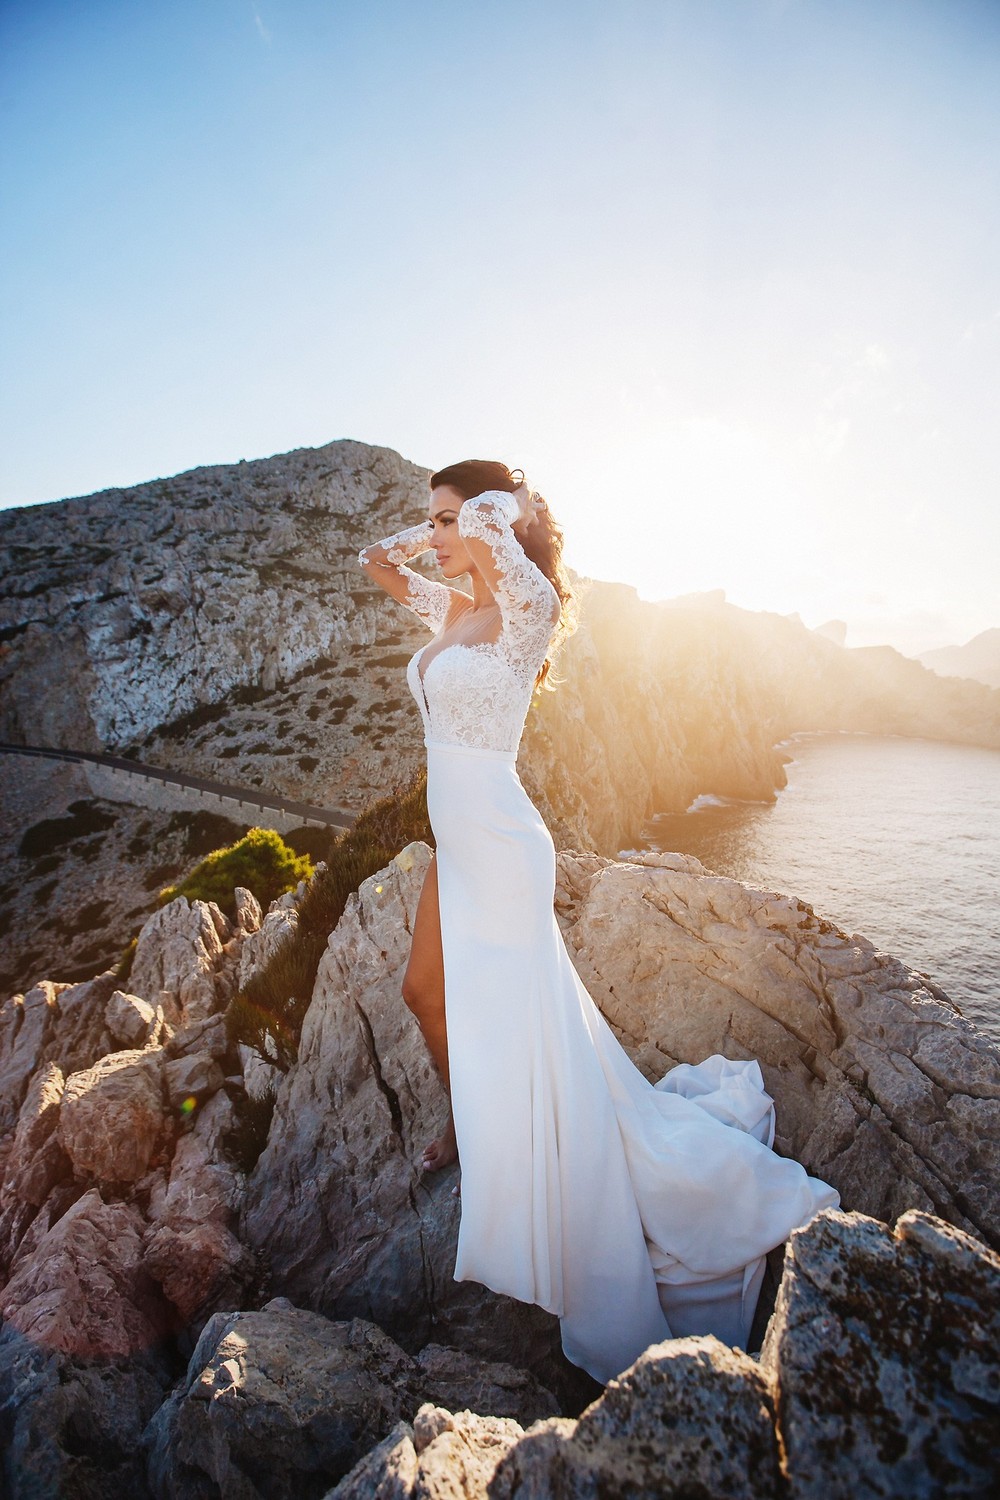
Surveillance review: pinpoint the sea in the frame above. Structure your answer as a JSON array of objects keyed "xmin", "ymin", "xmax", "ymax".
[{"xmin": 640, "ymin": 732, "xmax": 1000, "ymax": 1047}]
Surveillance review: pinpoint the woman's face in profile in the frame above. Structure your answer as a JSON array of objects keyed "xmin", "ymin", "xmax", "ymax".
[{"xmin": 428, "ymin": 484, "xmax": 476, "ymax": 580}]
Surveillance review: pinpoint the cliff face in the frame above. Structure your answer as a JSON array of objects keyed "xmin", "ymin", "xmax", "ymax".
[
  {"xmin": 2, "ymin": 436, "xmax": 998, "ymax": 866},
  {"xmin": 0, "ymin": 439, "xmax": 435, "ymax": 811},
  {"xmin": 522, "ymin": 579, "xmax": 1000, "ymax": 853}
]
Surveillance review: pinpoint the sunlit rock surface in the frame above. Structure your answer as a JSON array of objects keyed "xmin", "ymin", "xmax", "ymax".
[{"xmin": 1, "ymin": 808, "xmax": 998, "ymax": 1493}]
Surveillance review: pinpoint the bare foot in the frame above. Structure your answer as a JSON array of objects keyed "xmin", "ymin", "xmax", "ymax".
[{"xmin": 421, "ymin": 1115, "xmax": 458, "ymax": 1173}]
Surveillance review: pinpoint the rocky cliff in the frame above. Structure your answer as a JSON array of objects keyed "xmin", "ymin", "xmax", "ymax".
[
  {"xmin": 918, "ymin": 626, "xmax": 1000, "ymax": 690},
  {"xmin": 2, "ymin": 437, "xmax": 998, "ymax": 865},
  {"xmin": 0, "ymin": 843, "xmax": 998, "ymax": 1495}
]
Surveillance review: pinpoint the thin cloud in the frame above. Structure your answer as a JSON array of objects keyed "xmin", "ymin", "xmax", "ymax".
[{"xmin": 251, "ymin": 3, "xmax": 271, "ymax": 47}]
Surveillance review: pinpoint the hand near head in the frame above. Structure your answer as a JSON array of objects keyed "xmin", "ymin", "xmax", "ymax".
[{"xmin": 510, "ymin": 480, "xmax": 546, "ymax": 535}]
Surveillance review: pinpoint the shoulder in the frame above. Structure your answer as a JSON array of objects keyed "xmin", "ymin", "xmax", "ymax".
[{"xmin": 444, "ymin": 590, "xmax": 474, "ymax": 626}]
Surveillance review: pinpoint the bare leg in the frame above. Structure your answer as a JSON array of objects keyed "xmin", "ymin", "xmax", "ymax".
[{"xmin": 402, "ymin": 853, "xmax": 459, "ymax": 1183}]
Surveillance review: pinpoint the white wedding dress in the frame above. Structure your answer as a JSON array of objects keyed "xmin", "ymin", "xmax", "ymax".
[{"xmin": 359, "ymin": 491, "xmax": 840, "ymax": 1385}]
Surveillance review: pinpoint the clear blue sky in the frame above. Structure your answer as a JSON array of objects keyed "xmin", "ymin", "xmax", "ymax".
[{"xmin": 2, "ymin": 0, "xmax": 998, "ymax": 655}]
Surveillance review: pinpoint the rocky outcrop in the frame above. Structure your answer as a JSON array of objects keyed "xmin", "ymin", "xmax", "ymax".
[
  {"xmin": 553, "ymin": 849, "xmax": 999, "ymax": 1247},
  {"xmin": 330, "ymin": 1407, "xmax": 532, "ymax": 1500},
  {"xmin": 244, "ymin": 840, "xmax": 1000, "ymax": 1389},
  {"xmin": 145, "ymin": 1301, "xmax": 560, "ymax": 1500},
  {"xmin": 2, "ymin": 831, "xmax": 999, "ymax": 1494},
  {"xmin": 0, "ymin": 440, "xmax": 429, "ymax": 756},
  {"xmin": 59, "ymin": 1048, "xmax": 171, "ymax": 1186},
  {"xmin": 760, "ymin": 1207, "xmax": 1000, "ymax": 1497},
  {"xmin": 2, "ymin": 438, "xmax": 998, "ymax": 867},
  {"xmin": 0, "ymin": 883, "xmax": 285, "ymax": 1495},
  {"xmin": 129, "ymin": 894, "xmax": 236, "ymax": 1024},
  {"xmin": 330, "ymin": 1207, "xmax": 1000, "ymax": 1499}
]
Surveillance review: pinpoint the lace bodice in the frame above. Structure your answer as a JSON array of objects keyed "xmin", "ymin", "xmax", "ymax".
[{"xmin": 358, "ymin": 491, "xmax": 561, "ymax": 753}]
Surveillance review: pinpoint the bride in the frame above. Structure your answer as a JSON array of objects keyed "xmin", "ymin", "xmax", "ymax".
[{"xmin": 359, "ymin": 458, "xmax": 840, "ymax": 1385}]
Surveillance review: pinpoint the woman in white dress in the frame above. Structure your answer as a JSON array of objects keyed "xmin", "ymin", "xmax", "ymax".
[{"xmin": 358, "ymin": 458, "xmax": 840, "ymax": 1386}]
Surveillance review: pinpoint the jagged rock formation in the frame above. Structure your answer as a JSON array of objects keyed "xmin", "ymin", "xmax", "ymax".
[
  {"xmin": 2, "ymin": 436, "xmax": 998, "ymax": 867},
  {"xmin": 0, "ymin": 882, "xmax": 279, "ymax": 1496},
  {"xmin": 1, "ymin": 843, "xmax": 998, "ymax": 1494},
  {"xmin": 331, "ymin": 1209, "xmax": 1000, "ymax": 1498},
  {"xmin": 145, "ymin": 1302, "xmax": 560, "ymax": 1499},
  {"xmin": 242, "ymin": 842, "xmax": 998, "ymax": 1381}
]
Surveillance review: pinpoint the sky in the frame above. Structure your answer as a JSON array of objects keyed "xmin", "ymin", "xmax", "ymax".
[{"xmin": 1, "ymin": 0, "xmax": 998, "ymax": 657}]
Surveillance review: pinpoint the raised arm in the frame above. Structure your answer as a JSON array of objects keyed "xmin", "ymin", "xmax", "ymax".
[
  {"xmin": 456, "ymin": 491, "xmax": 561, "ymax": 663},
  {"xmin": 358, "ymin": 521, "xmax": 457, "ymax": 634}
]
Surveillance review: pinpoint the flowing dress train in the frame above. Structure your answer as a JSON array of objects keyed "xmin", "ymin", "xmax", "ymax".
[{"xmin": 359, "ymin": 493, "xmax": 840, "ymax": 1385}]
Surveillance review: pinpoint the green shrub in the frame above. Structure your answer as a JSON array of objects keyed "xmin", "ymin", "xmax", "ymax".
[
  {"xmin": 225, "ymin": 769, "xmax": 433, "ymax": 1073},
  {"xmin": 115, "ymin": 935, "xmax": 138, "ymax": 984},
  {"xmin": 157, "ymin": 827, "xmax": 313, "ymax": 923}
]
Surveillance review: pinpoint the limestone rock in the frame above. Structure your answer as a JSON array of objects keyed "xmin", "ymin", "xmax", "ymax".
[
  {"xmin": 164, "ymin": 1011, "xmax": 229, "ymax": 1061},
  {"xmin": 331, "ymin": 1205, "xmax": 1000, "ymax": 1498},
  {"xmin": 0, "ymin": 981, "xmax": 61, "ymax": 1132},
  {"xmin": 1, "ymin": 1060, "xmax": 65, "ymax": 1209},
  {"xmin": 143, "ymin": 1092, "xmax": 256, "ymax": 1325},
  {"xmin": 759, "ymin": 1206, "xmax": 1000, "ymax": 1497},
  {"xmin": 491, "ymin": 1338, "xmax": 780, "ymax": 1499},
  {"xmin": 240, "ymin": 1043, "xmax": 283, "ymax": 1102},
  {"xmin": 409, "ymin": 1405, "xmax": 528, "ymax": 1499},
  {"xmin": 324, "ymin": 1419, "xmax": 418, "ymax": 1499},
  {"xmin": 235, "ymin": 884, "xmax": 263, "ymax": 934},
  {"xmin": 143, "ymin": 1304, "xmax": 418, "ymax": 1499},
  {"xmin": 58, "ymin": 1049, "xmax": 168, "ymax": 1184},
  {"xmin": 0, "ymin": 1190, "xmax": 171, "ymax": 1498},
  {"xmin": 129, "ymin": 896, "xmax": 229, "ymax": 1024},
  {"xmin": 413, "ymin": 1344, "xmax": 560, "ymax": 1426},
  {"xmin": 552, "ymin": 851, "xmax": 1000, "ymax": 1247},
  {"xmin": 237, "ymin": 901, "xmax": 300, "ymax": 989},
  {"xmin": 0, "ymin": 1189, "xmax": 168, "ymax": 1361},
  {"xmin": 146, "ymin": 1302, "xmax": 559, "ymax": 1500},
  {"xmin": 162, "ymin": 1049, "xmax": 224, "ymax": 1108},
  {"xmin": 46, "ymin": 967, "xmax": 122, "ymax": 1073},
  {"xmin": 0, "ymin": 1061, "xmax": 69, "ymax": 1276},
  {"xmin": 1, "ymin": 971, "xmax": 163, "ymax": 1150},
  {"xmin": 105, "ymin": 988, "xmax": 160, "ymax": 1048},
  {"xmin": 0, "ymin": 1324, "xmax": 168, "ymax": 1500}
]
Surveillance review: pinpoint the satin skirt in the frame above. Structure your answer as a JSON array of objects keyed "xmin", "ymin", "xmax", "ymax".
[{"xmin": 424, "ymin": 737, "xmax": 840, "ymax": 1385}]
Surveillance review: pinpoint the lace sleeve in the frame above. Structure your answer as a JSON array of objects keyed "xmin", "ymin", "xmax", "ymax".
[
  {"xmin": 456, "ymin": 491, "xmax": 561, "ymax": 669},
  {"xmin": 358, "ymin": 522, "xmax": 454, "ymax": 634}
]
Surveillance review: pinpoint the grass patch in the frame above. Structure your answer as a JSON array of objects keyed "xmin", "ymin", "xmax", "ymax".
[{"xmin": 225, "ymin": 768, "xmax": 433, "ymax": 1073}]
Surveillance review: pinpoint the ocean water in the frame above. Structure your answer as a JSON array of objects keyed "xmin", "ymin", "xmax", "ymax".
[{"xmin": 641, "ymin": 733, "xmax": 1000, "ymax": 1046}]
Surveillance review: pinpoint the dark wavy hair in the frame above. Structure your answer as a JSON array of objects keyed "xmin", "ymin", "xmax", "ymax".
[{"xmin": 428, "ymin": 459, "xmax": 578, "ymax": 692}]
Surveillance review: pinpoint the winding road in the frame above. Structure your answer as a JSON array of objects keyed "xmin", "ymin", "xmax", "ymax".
[{"xmin": 0, "ymin": 742, "xmax": 353, "ymax": 832}]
